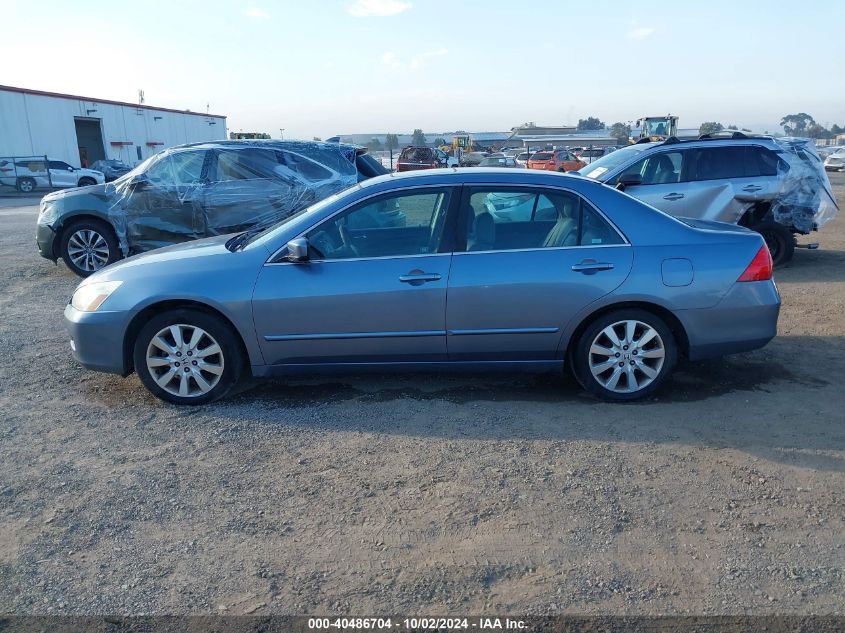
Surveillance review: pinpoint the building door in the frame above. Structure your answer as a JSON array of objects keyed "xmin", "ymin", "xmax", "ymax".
[{"xmin": 73, "ymin": 117, "xmax": 105, "ymax": 167}]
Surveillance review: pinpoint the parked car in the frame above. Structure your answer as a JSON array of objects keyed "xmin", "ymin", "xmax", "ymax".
[
  {"xmin": 823, "ymin": 147, "xmax": 845, "ymax": 172},
  {"xmin": 89, "ymin": 159, "xmax": 133, "ymax": 182},
  {"xmin": 459, "ymin": 151, "xmax": 489, "ymax": 167},
  {"xmin": 65, "ymin": 168, "xmax": 779, "ymax": 405},
  {"xmin": 527, "ymin": 149, "xmax": 586, "ymax": 172},
  {"xmin": 478, "ymin": 156, "xmax": 520, "ymax": 168},
  {"xmin": 578, "ymin": 147, "xmax": 615, "ymax": 164},
  {"xmin": 515, "ymin": 152, "xmax": 532, "ymax": 167},
  {"xmin": 36, "ymin": 140, "xmax": 387, "ymax": 277},
  {"xmin": 578, "ymin": 134, "xmax": 839, "ymax": 266},
  {"xmin": 395, "ymin": 146, "xmax": 447, "ymax": 172},
  {"xmin": 817, "ymin": 145, "xmax": 844, "ymax": 160},
  {"xmin": 0, "ymin": 158, "xmax": 104, "ymax": 193}
]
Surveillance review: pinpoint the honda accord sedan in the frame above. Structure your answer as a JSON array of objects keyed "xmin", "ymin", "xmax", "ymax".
[{"xmin": 64, "ymin": 168, "xmax": 780, "ymax": 404}]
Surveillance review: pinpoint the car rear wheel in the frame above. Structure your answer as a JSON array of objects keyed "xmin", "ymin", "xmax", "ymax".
[
  {"xmin": 16, "ymin": 177, "xmax": 36, "ymax": 193},
  {"xmin": 60, "ymin": 219, "xmax": 120, "ymax": 277},
  {"xmin": 573, "ymin": 309, "xmax": 677, "ymax": 402},
  {"xmin": 755, "ymin": 222, "xmax": 794, "ymax": 267},
  {"xmin": 77, "ymin": 177, "xmax": 96, "ymax": 187},
  {"xmin": 134, "ymin": 310, "xmax": 244, "ymax": 405}
]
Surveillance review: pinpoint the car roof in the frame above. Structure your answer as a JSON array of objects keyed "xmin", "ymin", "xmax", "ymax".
[
  {"xmin": 357, "ymin": 167, "xmax": 601, "ymax": 190},
  {"xmin": 170, "ymin": 139, "xmax": 362, "ymax": 153}
]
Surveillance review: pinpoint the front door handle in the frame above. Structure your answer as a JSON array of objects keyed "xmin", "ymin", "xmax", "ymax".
[
  {"xmin": 399, "ymin": 271, "xmax": 442, "ymax": 285},
  {"xmin": 571, "ymin": 261, "xmax": 615, "ymax": 274},
  {"xmin": 663, "ymin": 193, "xmax": 684, "ymax": 201},
  {"xmin": 742, "ymin": 185, "xmax": 763, "ymax": 192}
]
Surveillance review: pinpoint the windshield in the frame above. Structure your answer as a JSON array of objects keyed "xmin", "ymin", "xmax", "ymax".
[
  {"xmin": 247, "ymin": 183, "xmax": 365, "ymax": 249},
  {"xmin": 578, "ymin": 144, "xmax": 651, "ymax": 179},
  {"xmin": 531, "ymin": 152, "xmax": 552, "ymax": 161}
]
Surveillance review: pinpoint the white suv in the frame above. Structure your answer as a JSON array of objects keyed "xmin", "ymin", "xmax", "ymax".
[{"xmin": 0, "ymin": 157, "xmax": 105, "ymax": 193}]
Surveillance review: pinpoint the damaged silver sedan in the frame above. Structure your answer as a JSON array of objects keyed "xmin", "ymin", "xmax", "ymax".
[{"xmin": 578, "ymin": 133, "xmax": 839, "ymax": 265}]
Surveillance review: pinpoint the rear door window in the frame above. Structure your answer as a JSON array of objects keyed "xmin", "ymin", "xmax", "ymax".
[
  {"xmin": 690, "ymin": 146, "xmax": 746, "ymax": 180},
  {"xmin": 744, "ymin": 146, "xmax": 781, "ymax": 177}
]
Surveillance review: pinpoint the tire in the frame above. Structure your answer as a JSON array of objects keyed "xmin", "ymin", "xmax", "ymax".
[
  {"xmin": 77, "ymin": 177, "xmax": 96, "ymax": 187},
  {"xmin": 16, "ymin": 177, "xmax": 36, "ymax": 193},
  {"xmin": 754, "ymin": 221, "xmax": 794, "ymax": 267},
  {"xmin": 59, "ymin": 218, "xmax": 121, "ymax": 277},
  {"xmin": 133, "ymin": 309, "xmax": 244, "ymax": 405},
  {"xmin": 572, "ymin": 309, "xmax": 678, "ymax": 402}
]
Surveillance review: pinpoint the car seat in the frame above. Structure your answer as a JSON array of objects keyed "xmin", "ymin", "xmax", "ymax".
[{"xmin": 467, "ymin": 212, "xmax": 495, "ymax": 251}]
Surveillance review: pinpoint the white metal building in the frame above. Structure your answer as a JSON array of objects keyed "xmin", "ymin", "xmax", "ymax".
[{"xmin": 0, "ymin": 85, "xmax": 227, "ymax": 168}]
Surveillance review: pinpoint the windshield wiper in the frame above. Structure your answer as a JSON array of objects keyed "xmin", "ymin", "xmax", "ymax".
[{"xmin": 226, "ymin": 221, "xmax": 277, "ymax": 251}]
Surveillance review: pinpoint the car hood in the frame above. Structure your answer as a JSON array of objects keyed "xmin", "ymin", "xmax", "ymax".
[{"xmin": 42, "ymin": 182, "xmax": 109, "ymax": 202}]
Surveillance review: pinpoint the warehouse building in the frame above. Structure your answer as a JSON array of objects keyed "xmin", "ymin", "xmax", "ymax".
[{"xmin": 0, "ymin": 85, "xmax": 227, "ymax": 168}]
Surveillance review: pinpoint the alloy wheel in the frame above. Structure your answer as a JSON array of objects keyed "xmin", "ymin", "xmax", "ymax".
[
  {"xmin": 145, "ymin": 324, "xmax": 225, "ymax": 398},
  {"xmin": 588, "ymin": 320, "xmax": 665, "ymax": 394},
  {"xmin": 67, "ymin": 229, "xmax": 110, "ymax": 272}
]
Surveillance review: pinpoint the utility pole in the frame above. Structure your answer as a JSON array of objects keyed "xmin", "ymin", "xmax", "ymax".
[{"xmin": 279, "ymin": 128, "xmax": 285, "ymax": 140}]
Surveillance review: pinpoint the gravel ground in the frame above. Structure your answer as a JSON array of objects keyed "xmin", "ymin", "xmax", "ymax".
[{"xmin": 1, "ymin": 176, "xmax": 844, "ymax": 616}]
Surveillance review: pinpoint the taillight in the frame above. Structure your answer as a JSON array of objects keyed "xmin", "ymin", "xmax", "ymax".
[{"xmin": 737, "ymin": 245, "xmax": 773, "ymax": 282}]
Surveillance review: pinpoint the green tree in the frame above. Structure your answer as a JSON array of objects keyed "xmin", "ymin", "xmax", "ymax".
[
  {"xmin": 806, "ymin": 123, "xmax": 832, "ymax": 139},
  {"xmin": 699, "ymin": 121, "xmax": 724, "ymax": 136},
  {"xmin": 366, "ymin": 137, "xmax": 382, "ymax": 151},
  {"xmin": 780, "ymin": 113, "xmax": 815, "ymax": 136},
  {"xmin": 411, "ymin": 129, "xmax": 427, "ymax": 145},
  {"xmin": 609, "ymin": 122, "xmax": 631, "ymax": 144},
  {"xmin": 385, "ymin": 133, "xmax": 399, "ymax": 151},
  {"xmin": 727, "ymin": 125, "xmax": 738, "ymax": 130},
  {"xmin": 831, "ymin": 124, "xmax": 844, "ymax": 135},
  {"xmin": 576, "ymin": 117, "xmax": 605, "ymax": 131},
  {"xmin": 312, "ymin": 136, "xmax": 322, "ymax": 142},
  {"xmin": 433, "ymin": 137, "xmax": 447, "ymax": 147}
]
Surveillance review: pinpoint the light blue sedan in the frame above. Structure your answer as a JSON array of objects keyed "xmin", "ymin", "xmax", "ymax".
[{"xmin": 64, "ymin": 168, "xmax": 780, "ymax": 404}]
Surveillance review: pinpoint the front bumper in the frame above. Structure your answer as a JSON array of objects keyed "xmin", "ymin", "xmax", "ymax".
[
  {"xmin": 64, "ymin": 304, "xmax": 130, "ymax": 375},
  {"xmin": 36, "ymin": 222, "xmax": 58, "ymax": 260},
  {"xmin": 677, "ymin": 280, "xmax": 781, "ymax": 361}
]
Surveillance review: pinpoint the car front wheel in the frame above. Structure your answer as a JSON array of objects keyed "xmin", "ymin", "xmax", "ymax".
[
  {"xmin": 17, "ymin": 177, "xmax": 36, "ymax": 193},
  {"xmin": 573, "ymin": 309, "xmax": 677, "ymax": 401},
  {"xmin": 60, "ymin": 219, "xmax": 120, "ymax": 277},
  {"xmin": 77, "ymin": 177, "xmax": 97, "ymax": 187},
  {"xmin": 133, "ymin": 310, "xmax": 244, "ymax": 405}
]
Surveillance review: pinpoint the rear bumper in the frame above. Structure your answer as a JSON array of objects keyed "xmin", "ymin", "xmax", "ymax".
[
  {"xmin": 677, "ymin": 280, "xmax": 780, "ymax": 361},
  {"xmin": 36, "ymin": 222, "xmax": 58, "ymax": 260},
  {"xmin": 64, "ymin": 304, "xmax": 129, "ymax": 375}
]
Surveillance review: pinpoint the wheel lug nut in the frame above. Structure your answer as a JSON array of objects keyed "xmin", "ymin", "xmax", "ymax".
[
  {"xmin": 175, "ymin": 362, "xmax": 180, "ymax": 367},
  {"xmin": 187, "ymin": 351, "xmax": 192, "ymax": 356},
  {"xmin": 176, "ymin": 352, "xmax": 182, "ymax": 357},
  {"xmin": 619, "ymin": 362, "xmax": 624, "ymax": 367},
  {"xmin": 192, "ymin": 361, "xmax": 197, "ymax": 366},
  {"xmin": 615, "ymin": 352, "xmax": 620, "ymax": 358},
  {"xmin": 623, "ymin": 345, "xmax": 629, "ymax": 351},
  {"xmin": 633, "ymin": 350, "xmax": 638, "ymax": 355},
  {"xmin": 184, "ymin": 367, "xmax": 190, "ymax": 373},
  {"xmin": 630, "ymin": 360, "xmax": 636, "ymax": 365}
]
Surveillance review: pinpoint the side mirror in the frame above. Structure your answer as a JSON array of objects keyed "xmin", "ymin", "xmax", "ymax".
[
  {"xmin": 68, "ymin": 166, "xmax": 75, "ymax": 172},
  {"xmin": 285, "ymin": 237, "xmax": 309, "ymax": 262},
  {"xmin": 130, "ymin": 173, "xmax": 153, "ymax": 191},
  {"xmin": 616, "ymin": 173, "xmax": 642, "ymax": 191}
]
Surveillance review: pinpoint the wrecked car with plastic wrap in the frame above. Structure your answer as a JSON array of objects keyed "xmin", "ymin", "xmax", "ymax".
[
  {"xmin": 577, "ymin": 134, "xmax": 839, "ymax": 265},
  {"xmin": 35, "ymin": 140, "xmax": 387, "ymax": 277}
]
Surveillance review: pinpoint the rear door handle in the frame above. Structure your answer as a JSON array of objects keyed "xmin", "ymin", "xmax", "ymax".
[
  {"xmin": 399, "ymin": 271, "xmax": 442, "ymax": 285},
  {"xmin": 663, "ymin": 193, "xmax": 684, "ymax": 201},
  {"xmin": 571, "ymin": 261, "xmax": 614, "ymax": 274},
  {"xmin": 742, "ymin": 185, "xmax": 763, "ymax": 192}
]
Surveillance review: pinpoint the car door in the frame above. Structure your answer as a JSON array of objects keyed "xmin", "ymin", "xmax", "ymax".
[
  {"xmin": 446, "ymin": 186, "xmax": 633, "ymax": 361},
  {"xmin": 48, "ymin": 161, "xmax": 75, "ymax": 187},
  {"xmin": 680, "ymin": 145, "xmax": 782, "ymax": 223},
  {"xmin": 119, "ymin": 150, "xmax": 207, "ymax": 252},
  {"xmin": 611, "ymin": 149, "xmax": 698, "ymax": 216},
  {"xmin": 252, "ymin": 186, "xmax": 458, "ymax": 366}
]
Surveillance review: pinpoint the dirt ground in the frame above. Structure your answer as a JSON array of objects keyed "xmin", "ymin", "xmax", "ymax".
[{"xmin": 0, "ymin": 176, "xmax": 843, "ymax": 616}]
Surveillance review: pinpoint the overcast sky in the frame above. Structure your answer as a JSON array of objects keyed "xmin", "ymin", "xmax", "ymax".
[{"xmin": 2, "ymin": 0, "xmax": 843, "ymax": 138}]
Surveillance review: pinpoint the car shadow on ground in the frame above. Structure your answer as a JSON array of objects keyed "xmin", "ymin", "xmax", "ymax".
[
  {"xmin": 228, "ymin": 354, "xmax": 824, "ymax": 408},
  {"xmin": 776, "ymin": 244, "xmax": 845, "ymax": 282}
]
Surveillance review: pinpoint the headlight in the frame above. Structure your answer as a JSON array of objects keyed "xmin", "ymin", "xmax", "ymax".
[
  {"xmin": 71, "ymin": 280, "xmax": 123, "ymax": 312},
  {"xmin": 38, "ymin": 200, "xmax": 58, "ymax": 225}
]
